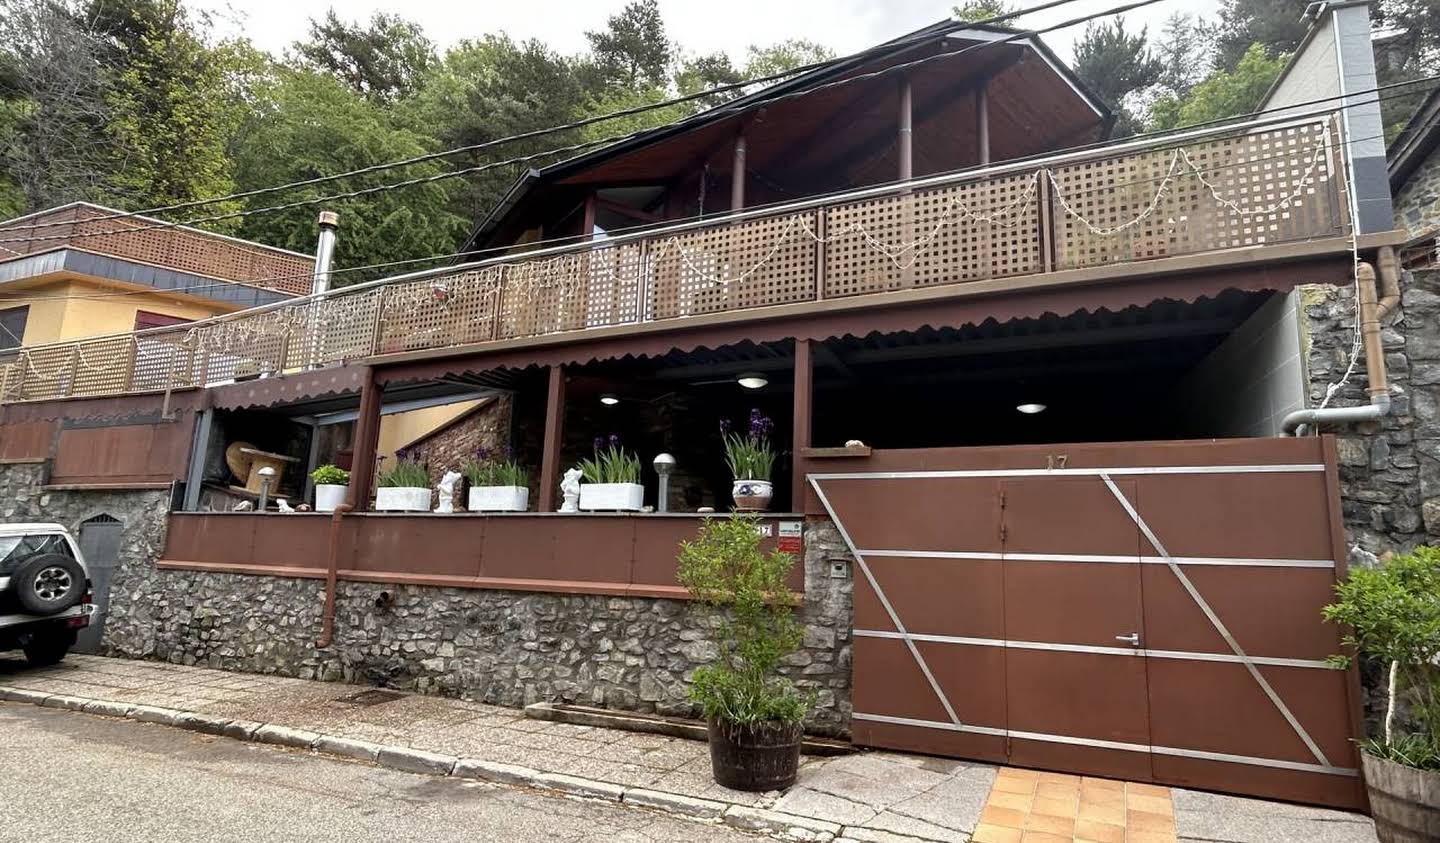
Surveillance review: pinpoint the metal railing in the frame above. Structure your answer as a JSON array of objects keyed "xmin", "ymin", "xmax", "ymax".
[{"xmin": 0, "ymin": 112, "xmax": 1349, "ymax": 405}]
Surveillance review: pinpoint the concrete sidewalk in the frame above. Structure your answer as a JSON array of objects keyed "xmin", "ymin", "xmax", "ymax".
[{"xmin": 0, "ymin": 654, "xmax": 1377, "ymax": 843}]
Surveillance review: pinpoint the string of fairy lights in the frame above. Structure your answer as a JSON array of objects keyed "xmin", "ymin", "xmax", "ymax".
[{"xmin": 1, "ymin": 119, "xmax": 1340, "ymax": 395}]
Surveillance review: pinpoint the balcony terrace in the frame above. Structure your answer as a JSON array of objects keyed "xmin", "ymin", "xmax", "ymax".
[{"xmin": 0, "ymin": 113, "xmax": 1361, "ymax": 405}]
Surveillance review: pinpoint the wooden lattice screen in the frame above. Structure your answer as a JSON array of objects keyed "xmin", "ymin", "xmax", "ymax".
[{"xmin": 0, "ymin": 116, "xmax": 1352, "ymax": 405}]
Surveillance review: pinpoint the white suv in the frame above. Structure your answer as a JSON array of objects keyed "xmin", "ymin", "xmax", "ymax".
[{"xmin": 0, "ymin": 523, "xmax": 95, "ymax": 666}]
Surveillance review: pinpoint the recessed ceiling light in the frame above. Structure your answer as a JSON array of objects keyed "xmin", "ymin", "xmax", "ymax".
[
  {"xmin": 599, "ymin": 393, "xmax": 620, "ymax": 406},
  {"xmin": 737, "ymin": 373, "xmax": 768, "ymax": 390},
  {"xmin": 1016, "ymin": 403, "xmax": 1047, "ymax": 414}
]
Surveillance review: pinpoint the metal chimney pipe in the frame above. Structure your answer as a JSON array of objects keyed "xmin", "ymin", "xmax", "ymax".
[{"xmin": 308, "ymin": 211, "xmax": 339, "ymax": 369}]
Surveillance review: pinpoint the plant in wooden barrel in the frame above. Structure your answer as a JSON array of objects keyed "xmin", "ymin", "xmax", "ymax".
[
  {"xmin": 1325, "ymin": 546, "xmax": 1440, "ymax": 841},
  {"xmin": 677, "ymin": 514, "xmax": 811, "ymax": 791}
]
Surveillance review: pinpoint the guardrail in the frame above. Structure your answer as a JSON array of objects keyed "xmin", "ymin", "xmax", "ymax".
[{"xmin": 0, "ymin": 113, "xmax": 1348, "ymax": 405}]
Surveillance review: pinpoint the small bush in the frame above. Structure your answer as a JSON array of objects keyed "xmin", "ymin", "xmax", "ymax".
[
  {"xmin": 677, "ymin": 515, "xmax": 811, "ymax": 726},
  {"xmin": 310, "ymin": 464, "xmax": 349, "ymax": 486},
  {"xmin": 1324, "ymin": 546, "xmax": 1440, "ymax": 767}
]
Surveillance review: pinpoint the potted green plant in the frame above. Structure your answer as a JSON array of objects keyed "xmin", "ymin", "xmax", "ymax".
[
  {"xmin": 1324, "ymin": 546, "xmax": 1440, "ymax": 841},
  {"xmin": 578, "ymin": 435, "xmax": 643, "ymax": 511},
  {"xmin": 310, "ymin": 464, "xmax": 349, "ymax": 512},
  {"xmin": 375, "ymin": 456, "xmax": 431, "ymax": 512},
  {"xmin": 462, "ymin": 448, "xmax": 529, "ymax": 512},
  {"xmin": 721, "ymin": 410, "xmax": 776, "ymax": 511},
  {"xmin": 677, "ymin": 515, "xmax": 810, "ymax": 791}
]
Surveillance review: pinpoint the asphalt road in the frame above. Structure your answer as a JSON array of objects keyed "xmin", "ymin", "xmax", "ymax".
[{"xmin": 0, "ymin": 703, "xmax": 760, "ymax": 843}]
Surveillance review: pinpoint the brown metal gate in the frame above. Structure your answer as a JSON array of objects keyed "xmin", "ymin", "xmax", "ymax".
[{"xmin": 809, "ymin": 437, "xmax": 1365, "ymax": 809}]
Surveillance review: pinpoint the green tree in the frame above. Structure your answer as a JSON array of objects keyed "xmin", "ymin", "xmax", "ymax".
[
  {"xmin": 87, "ymin": 0, "xmax": 249, "ymax": 213},
  {"xmin": 1213, "ymin": 0, "xmax": 1308, "ymax": 71},
  {"xmin": 952, "ymin": 0, "xmax": 1015, "ymax": 22},
  {"xmin": 1148, "ymin": 42, "xmax": 1287, "ymax": 130},
  {"xmin": 585, "ymin": 0, "xmax": 671, "ymax": 90},
  {"xmin": 742, "ymin": 39, "xmax": 834, "ymax": 78},
  {"xmin": 232, "ymin": 70, "xmax": 466, "ymax": 279},
  {"xmin": 1072, "ymin": 18, "xmax": 1163, "ymax": 136},
  {"xmin": 292, "ymin": 9, "xmax": 435, "ymax": 103}
]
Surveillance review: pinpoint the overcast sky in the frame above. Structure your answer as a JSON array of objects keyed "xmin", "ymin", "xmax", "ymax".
[{"xmin": 194, "ymin": 0, "xmax": 1222, "ymax": 67}]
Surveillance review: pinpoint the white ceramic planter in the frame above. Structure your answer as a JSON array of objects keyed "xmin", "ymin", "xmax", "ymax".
[
  {"xmin": 314, "ymin": 483, "xmax": 349, "ymax": 513},
  {"xmin": 375, "ymin": 486, "xmax": 432, "ymax": 512},
  {"xmin": 579, "ymin": 482, "xmax": 644, "ymax": 512},
  {"xmin": 732, "ymin": 479, "xmax": 773, "ymax": 512},
  {"xmin": 469, "ymin": 485, "xmax": 529, "ymax": 512}
]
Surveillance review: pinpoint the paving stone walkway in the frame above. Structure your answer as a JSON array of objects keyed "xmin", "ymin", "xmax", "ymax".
[{"xmin": 0, "ymin": 654, "xmax": 1379, "ymax": 843}]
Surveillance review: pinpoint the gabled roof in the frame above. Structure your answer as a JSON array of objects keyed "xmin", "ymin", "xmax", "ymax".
[
  {"xmin": 462, "ymin": 18, "xmax": 1110, "ymax": 253},
  {"xmin": 1389, "ymin": 85, "xmax": 1440, "ymax": 190}
]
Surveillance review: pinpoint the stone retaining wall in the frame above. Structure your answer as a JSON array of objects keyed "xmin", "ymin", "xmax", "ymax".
[{"xmin": 0, "ymin": 456, "xmax": 856, "ymax": 736}]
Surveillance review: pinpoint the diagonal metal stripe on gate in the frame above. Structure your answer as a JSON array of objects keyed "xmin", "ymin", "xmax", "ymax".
[
  {"xmin": 1098, "ymin": 473, "xmax": 1332, "ymax": 768},
  {"xmin": 808, "ymin": 477, "xmax": 966, "ymax": 729}
]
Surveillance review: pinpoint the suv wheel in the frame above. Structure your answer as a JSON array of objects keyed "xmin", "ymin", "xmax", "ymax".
[
  {"xmin": 22, "ymin": 628, "xmax": 76, "ymax": 667},
  {"xmin": 13, "ymin": 553, "xmax": 84, "ymax": 615}
]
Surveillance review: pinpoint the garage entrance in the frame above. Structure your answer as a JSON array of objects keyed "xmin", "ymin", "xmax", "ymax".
[{"xmin": 810, "ymin": 437, "xmax": 1365, "ymax": 810}]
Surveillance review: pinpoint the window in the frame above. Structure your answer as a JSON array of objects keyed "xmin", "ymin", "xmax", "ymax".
[
  {"xmin": 0, "ymin": 305, "xmax": 28, "ymax": 350},
  {"xmin": 0, "ymin": 533, "xmax": 75, "ymax": 574},
  {"xmin": 134, "ymin": 310, "xmax": 192, "ymax": 331}
]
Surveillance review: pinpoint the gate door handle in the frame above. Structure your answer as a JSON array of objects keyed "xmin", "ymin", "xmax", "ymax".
[{"xmin": 1114, "ymin": 632, "xmax": 1140, "ymax": 646}]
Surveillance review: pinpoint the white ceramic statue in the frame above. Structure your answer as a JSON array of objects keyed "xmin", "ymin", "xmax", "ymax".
[
  {"xmin": 560, "ymin": 467, "xmax": 583, "ymax": 513},
  {"xmin": 434, "ymin": 470, "xmax": 463, "ymax": 513},
  {"xmin": 276, "ymin": 498, "xmax": 295, "ymax": 513}
]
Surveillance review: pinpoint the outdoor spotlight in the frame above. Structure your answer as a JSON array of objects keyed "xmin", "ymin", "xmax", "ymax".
[
  {"xmin": 1016, "ymin": 403, "xmax": 1047, "ymax": 414},
  {"xmin": 736, "ymin": 372, "xmax": 768, "ymax": 389},
  {"xmin": 653, "ymin": 453, "xmax": 676, "ymax": 513},
  {"xmin": 600, "ymin": 393, "xmax": 620, "ymax": 406}
]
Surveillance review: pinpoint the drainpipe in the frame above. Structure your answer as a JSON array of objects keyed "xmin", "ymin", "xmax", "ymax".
[
  {"xmin": 317, "ymin": 502, "xmax": 352, "ymax": 648},
  {"xmin": 1283, "ymin": 260, "xmax": 1393, "ymax": 434},
  {"xmin": 308, "ymin": 211, "xmax": 339, "ymax": 369}
]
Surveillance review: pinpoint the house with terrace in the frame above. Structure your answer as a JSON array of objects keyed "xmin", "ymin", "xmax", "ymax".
[{"xmin": 0, "ymin": 4, "xmax": 1431, "ymax": 813}]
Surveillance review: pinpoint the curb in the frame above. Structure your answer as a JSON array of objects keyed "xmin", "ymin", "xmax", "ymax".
[{"xmin": 0, "ymin": 685, "xmax": 942, "ymax": 843}]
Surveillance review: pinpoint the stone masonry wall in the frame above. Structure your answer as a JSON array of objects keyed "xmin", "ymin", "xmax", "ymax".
[
  {"xmin": 45, "ymin": 475, "xmax": 854, "ymax": 734},
  {"xmin": 1395, "ymin": 143, "xmax": 1440, "ymax": 241},
  {"xmin": 1299, "ymin": 269, "xmax": 1440, "ymax": 564},
  {"xmin": 401, "ymin": 396, "xmax": 514, "ymax": 494}
]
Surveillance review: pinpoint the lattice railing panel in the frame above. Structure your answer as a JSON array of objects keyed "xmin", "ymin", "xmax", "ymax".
[
  {"xmin": 71, "ymin": 336, "xmax": 136, "ymax": 397},
  {"xmin": 823, "ymin": 172, "xmax": 1043, "ymax": 299},
  {"xmin": 130, "ymin": 329, "xmax": 197, "ymax": 393},
  {"xmin": 647, "ymin": 212, "xmax": 818, "ymax": 320},
  {"xmin": 378, "ymin": 269, "xmax": 504, "ymax": 354},
  {"xmin": 302, "ymin": 289, "xmax": 386, "ymax": 367},
  {"xmin": 1049, "ymin": 119, "xmax": 1344, "ymax": 271}
]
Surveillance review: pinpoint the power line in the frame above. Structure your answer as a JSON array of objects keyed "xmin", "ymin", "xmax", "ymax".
[{"xmin": 0, "ymin": 0, "xmax": 1102, "ymax": 237}]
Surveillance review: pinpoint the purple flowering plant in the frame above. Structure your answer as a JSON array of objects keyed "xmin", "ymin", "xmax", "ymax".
[
  {"xmin": 579, "ymin": 433, "xmax": 641, "ymax": 484},
  {"xmin": 721, "ymin": 409, "xmax": 776, "ymax": 481},
  {"xmin": 461, "ymin": 444, "xmax": 527, "ymax": 488}
]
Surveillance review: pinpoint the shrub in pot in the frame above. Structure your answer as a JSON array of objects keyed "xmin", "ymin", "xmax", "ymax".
[
  {"xmin": 1324, "ymin": 546, "xmax": 1440, "ymax": 841},
  {"xmin": 721, "ymin": 410, "xmax": 776, "ymax": 512},
  {"xmin": 578, "ymin": 435, "xmax": 643, "ymax": 511},
  {"xmin": 462, "ymin": 453, "xmax": 529, "ymax": 512},
  {"xmin": 375, "ymin": 458, "xmax": 431, "ymax": 512},
  {"xmin": 310, "ymin": 464, "xmax": 349, "ymax": 512},
  {"xmin": 677, "ymin": 515, "xmax": 811, "ymax": 791}
]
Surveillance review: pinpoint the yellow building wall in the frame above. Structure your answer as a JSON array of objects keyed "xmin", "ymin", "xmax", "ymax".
[
  {"xmin": 377, "ymin": 400, "xmax": 484, "ymax": 469},
  {"xmin": 7, "ymin": 275, "xmax": 235, "ymax": 346}
]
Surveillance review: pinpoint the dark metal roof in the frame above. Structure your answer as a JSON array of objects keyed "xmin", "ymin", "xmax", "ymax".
[
  {"xmin": 0, "ymin": 249, "xmax": 296, "ymax": 308},
  {"xmin": 1389, "ymin": 84, "xmax": 1440, "ymax": 189},
  {"xmin": 461, "ymin": 19, "xmax": 1110, "ymax": 253}
]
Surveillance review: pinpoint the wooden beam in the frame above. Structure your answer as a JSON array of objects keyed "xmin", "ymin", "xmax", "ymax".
[
  {"xmin": 595, "ymin": 197, "xmax": 665, "ymax": 224},
  {"xmin": 347, "ymin": 365, "xmax": 383, "ymax": 512},
  {"xmin": 791, "ymin": 339, "xmax": 813, "ymax": 510},
  {"xmin": 731, "ymin": 133, "xmax": 747, "ymax": 211},
  {"xmin": 581, "ymin": 193, "xmax": 597, "ymax": 240},
  {"xmin": 898, "ymin": 76, "xmax": 913, "ymax": 182},
  {"xmin": 976, "ymin": 81, "xmax": 991, "ymax": 165},
  {"xmin": 538, "ymin": 364, "xmax": 566, "ymax": 511}
]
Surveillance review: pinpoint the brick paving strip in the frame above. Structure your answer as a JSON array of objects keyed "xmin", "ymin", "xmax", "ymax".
[
  {"xmin": 0, "ymin": 655, "xmax": 1378, "ymax": 843},
  {"xmin": 976, "ymin": 767, "xmax": 1176, "ymax": 843}
]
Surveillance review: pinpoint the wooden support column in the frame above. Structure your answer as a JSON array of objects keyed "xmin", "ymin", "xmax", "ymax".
[
  {"xmin": 976, "ymin": 81, "xmax": 991, "ymax": 166},
  {"xmin": 347, "ymin": 365, "xmax": 383, "ymax": 512},
  {"xmin": 898, "ymin": 76, "xmax": 913, "ymax": 182},
  {"xmin": 731, "ymin": 133, "xmax": 747, "ymax": 212},
  {"xmin": 538, "ymin": 364, "xmax": 567, "ymax": 512},
  {"xmin": 581, "ymin": 193, "xmax": 598, "ymax": 240},
  {"xmin": 791, "ymin": 339, "xmax": 813, "ymax": 511}
]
